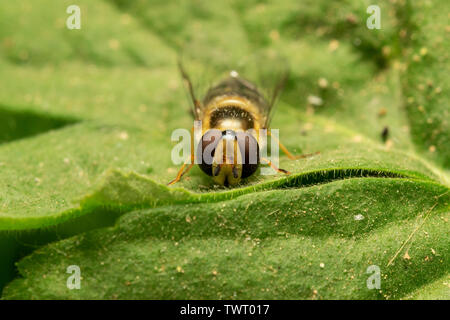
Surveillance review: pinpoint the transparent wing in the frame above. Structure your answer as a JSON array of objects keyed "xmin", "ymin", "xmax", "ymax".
[
  {"xmin": 177, "ymin": 58, "xmax": 203, "ymax": 120},
  {"xmin": 178, "ymin": 47, "xmax": 289, "ymax": 126}
]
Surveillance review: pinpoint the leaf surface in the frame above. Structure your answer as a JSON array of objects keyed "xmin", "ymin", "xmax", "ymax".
[{"xmin": 0, "ymin": 0, "xmax": 448, "ymax": 299}]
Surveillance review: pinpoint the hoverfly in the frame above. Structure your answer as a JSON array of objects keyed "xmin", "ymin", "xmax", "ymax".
[{"xmin": 168, "ymin": 50, "xmax": 318, "ymax": 186}]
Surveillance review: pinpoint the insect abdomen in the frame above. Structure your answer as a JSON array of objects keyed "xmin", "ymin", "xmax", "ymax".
[{"xmin": 203, "ymin": 76, "xmax": 268, "ymax": 116}]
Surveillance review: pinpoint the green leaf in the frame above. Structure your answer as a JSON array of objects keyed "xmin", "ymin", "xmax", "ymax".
[
  {"xmin": 0, "ymin": 0, "xmax": 448, "ymax": 299},
  {"xmin": 3, "ymin": 178, "xmax": 449, "ymax": 299}
]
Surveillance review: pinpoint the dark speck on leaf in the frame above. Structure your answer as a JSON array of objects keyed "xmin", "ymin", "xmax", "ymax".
[{"xmin": 381, "ymin": 126, "xmax": 389, "ymax": 142}]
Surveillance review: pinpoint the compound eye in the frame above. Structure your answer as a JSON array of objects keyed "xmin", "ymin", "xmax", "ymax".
[
  {"xmin": 197, "ymin": 129, "xmax": 222, "ymax": 176},
  {"xmin": 235, "ymin": 132, "xmax": 260, "ymax": 178}
]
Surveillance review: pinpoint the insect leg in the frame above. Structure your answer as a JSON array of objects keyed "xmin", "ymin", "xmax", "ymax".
[
  {"xmin": 168, "ymin": 126, "xmax": 196, "ymax": 186},
  {"xmin": 168, "ymin": 163, "xmax": 188, "ymax": 186},
  {"xmin": 267, "ymin": 130, "xmax": 320, "ymax": 160},
  {"xmin": 260, "ymin": 156, "xmax": 290, "ymax": 175}
]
